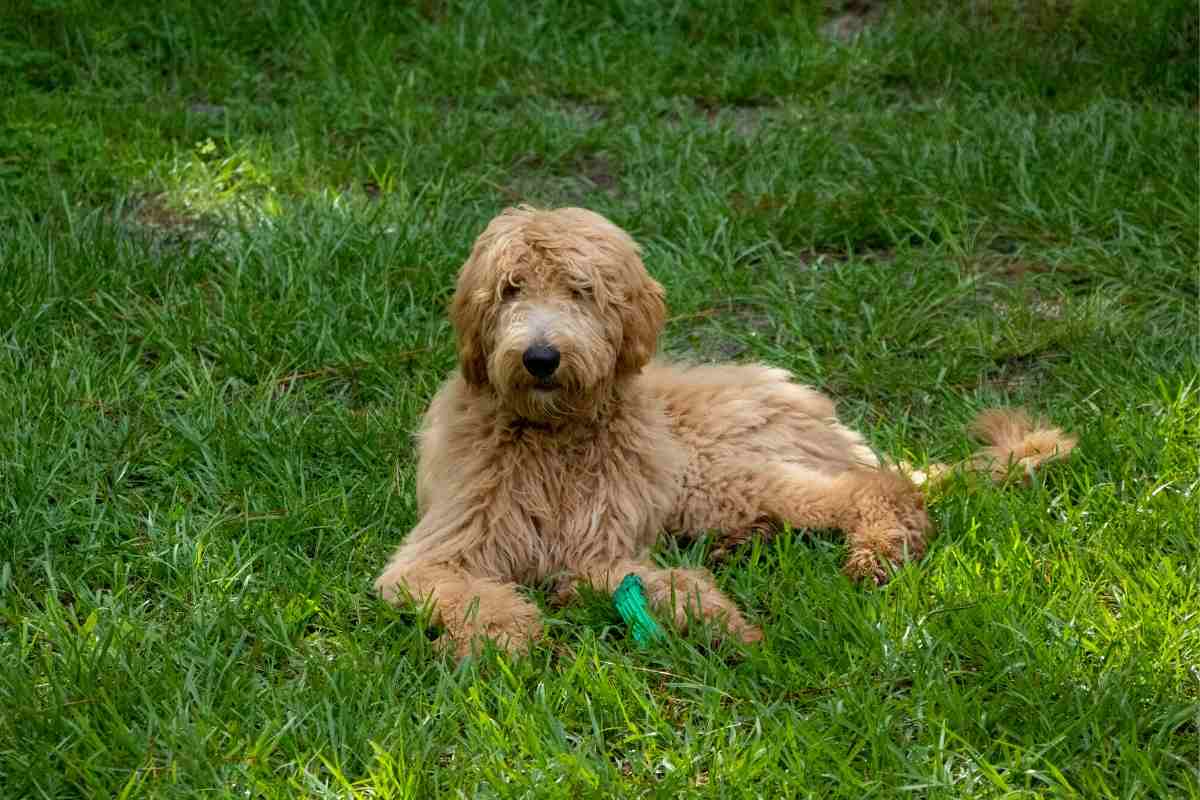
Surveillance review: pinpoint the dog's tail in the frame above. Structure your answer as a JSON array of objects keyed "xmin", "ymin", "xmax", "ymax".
[{"xmin": 898, "ymin": 407, "xmax": 1077, "ymax": 488}]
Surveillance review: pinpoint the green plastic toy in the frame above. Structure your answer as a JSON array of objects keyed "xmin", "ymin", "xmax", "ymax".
[{"xmin": 613, "ymin": 573, "xmax": 664, "ymax": 647}]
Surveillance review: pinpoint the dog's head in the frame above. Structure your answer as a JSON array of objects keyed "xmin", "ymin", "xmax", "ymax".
[{"xmin": 450, "ymin": 206, "xmax": 666, "ymax": 421}]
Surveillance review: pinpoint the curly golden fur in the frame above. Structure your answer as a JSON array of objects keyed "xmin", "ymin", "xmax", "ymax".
[
  {"xmin": 374, "ymin": 206, "xmax": 1074, "ymax": 657},
  {"xmin": 897, "ymin": 408, "xmax": 1077, "ymax": 487}
]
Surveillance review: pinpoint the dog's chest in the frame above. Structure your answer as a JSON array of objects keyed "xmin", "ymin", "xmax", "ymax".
[{"xmin": 495, "ymin": 426, "xmax": 678, "ymax": 578}]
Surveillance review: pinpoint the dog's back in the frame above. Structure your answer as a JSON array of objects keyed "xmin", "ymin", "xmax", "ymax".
[{"xmin": 638, "ymin": 361, "xmax": 879, "ymax": 476}]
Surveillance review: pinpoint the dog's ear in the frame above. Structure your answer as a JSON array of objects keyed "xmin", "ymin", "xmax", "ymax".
[
  {"xmin": 449, "ymin": 208, "xmax": 533, "ymax": 386},
  {"xmin": 449, "ymin": 265, "xmax": 491, "ymax": 387},
  {"xmin": 616, "ymin": 260, "xmax": 666, "ymax": 375}
]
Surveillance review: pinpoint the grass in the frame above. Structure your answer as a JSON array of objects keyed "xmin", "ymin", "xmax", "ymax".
[{"xmin": 1, "ymin": 0, "xmax": 1197, "ymax": 797}]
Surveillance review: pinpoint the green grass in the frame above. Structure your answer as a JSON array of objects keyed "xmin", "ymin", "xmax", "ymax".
[{"xmin": 1, "ymin": 0, "xmax": 1198, "ymax": 797}]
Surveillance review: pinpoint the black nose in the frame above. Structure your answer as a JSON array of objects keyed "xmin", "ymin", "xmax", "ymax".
[{"xmin": 522, "ymin": 344, "xmax": 560, "ymax": 379}]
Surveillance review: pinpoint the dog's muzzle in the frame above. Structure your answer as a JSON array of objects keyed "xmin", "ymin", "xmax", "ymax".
[{"xmin": 522, "ymin": 344, "xmax": 560, "ymax": 380}]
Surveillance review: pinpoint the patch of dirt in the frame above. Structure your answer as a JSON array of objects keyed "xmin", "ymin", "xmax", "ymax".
[
  {"xmin": 497, "ymin": 151, "xmax": 622, "ymax": 206},
  {"xmin": 719, "ymin": 105, "xmax": 776, "ymax": 138},
  {"xmin": 660, "ymin": 96, "xmax": 780, "ymax": 138},
  {"xmin": 975, "ymin": 255, "xmax": 1057, "ymax": 282},
  {"xmin": 577, "ymin": 153, "xmax": 618, "ymax": 193},
  {"xmin": 728, "ymin": 192, "xmax": 789, "ymax": 215},
  {"xmin": 417, "ymin": 0, "xmax": 448, "ymax": 22},
  {"xmin": 433, "ymin": 94, "xmax": 610, "ymax": 131},
  {"xmin": 966, "ymin": 0, "xmax": 1098, "ymax": 34},
  {"xmin": 821, "ymin": 0, "xmax": 885, "ymax": 41},
  {"xmin": 554, "ymin": 96, "xmax": 610, "ymax": 127},
  {"xmin": 675, "ymin": 332, "xmax": 748, "ymax": 362},
  {"xmin": 187, "ymin": 102, "xmax": 226, "ymax": 118},
  {"xmin": 991, "ymin": 295, "xmax": 1066, "ymax": 321},
  {"xmin": 125, "ymin": 192, "xmax": 212, "ymax": 244},
  {"xmin": 971, "ymin": 352, "xmax": 1060, "ymax": 393},
  {"xmin": 665, "ymin": 303, "xmax": 775, "ymax": 363},
  {"xmin": 802, "ymin": 250, "xmax": 892, "ymax": 274},
  {"xmin": 334, "ymin": 180, "xmax": 384, "ymax": 204}
]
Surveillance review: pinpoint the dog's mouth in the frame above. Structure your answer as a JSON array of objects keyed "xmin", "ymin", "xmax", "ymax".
[{"xmin": 531, "ymin": 378, "xmax": 560, "ymax": 392}]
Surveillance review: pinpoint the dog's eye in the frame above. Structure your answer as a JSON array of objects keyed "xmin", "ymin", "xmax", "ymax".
[{"xmin": 502, "ymin": 283, "xmax": 521, "ymax": 300}]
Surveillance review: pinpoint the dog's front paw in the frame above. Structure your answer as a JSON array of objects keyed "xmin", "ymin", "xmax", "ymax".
[
  {"xmin": 733, "ymin": 621, "xmax": 764, "ymax": 644},
  {"xmin": 373, "ymin": 565, "xmax": 409, "ymax": 606},
  {"xmin": 437, "ymin": 621, "xmax": 541, "ymax": 660},
  {"xmin": 671, "ymin": 603, "xmax": 764, "ymax": 646},
  {"xmin": 843, "ymin": 547, "xmax": 896, "ymax": 585},
  {"xmin": 440, "ymin": 599, "xmax": 545, "ymax": 660}
]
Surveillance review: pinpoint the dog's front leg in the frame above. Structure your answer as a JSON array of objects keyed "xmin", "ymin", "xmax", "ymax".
[
  {"xmin": 566, "ymin": 559, "xmax": 763, "ymax": 644},
  {"xmin": 375, "ymin": 558, "xmax": 542, "ymax": 658}
]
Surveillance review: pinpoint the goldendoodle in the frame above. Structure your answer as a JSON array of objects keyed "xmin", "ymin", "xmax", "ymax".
[{"xmin": 375, "ymin": 206, "xmax": 1075, "ymax": 656}]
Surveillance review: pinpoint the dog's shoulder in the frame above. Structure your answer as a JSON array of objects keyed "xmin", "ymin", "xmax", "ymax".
[
  {"xmin": 418, "ymin": 371, "xmax": 496, "ymax": 441},
  {"xmin": 413, "ymin": 373, "xmax": 498, "ymax": 509}
]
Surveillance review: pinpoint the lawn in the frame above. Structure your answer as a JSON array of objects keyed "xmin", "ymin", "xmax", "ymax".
[{"xmin": 1, "ymin": 0, "xmax": 1197, "ymax": 797}]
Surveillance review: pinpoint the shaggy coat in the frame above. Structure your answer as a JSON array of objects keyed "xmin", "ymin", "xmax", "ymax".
[{"xmin": 374, "ymin": 206, "xmax": 1072, "ymax": 657}]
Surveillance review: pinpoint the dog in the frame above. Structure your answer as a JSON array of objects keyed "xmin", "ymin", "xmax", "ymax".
[{"xmin": 374, "ymin": 206, "xmax": 1075, "ymax": 657}]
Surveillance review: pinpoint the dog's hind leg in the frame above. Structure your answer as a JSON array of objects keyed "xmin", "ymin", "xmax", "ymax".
[
  {"xmin": 570, "ymin": 559, "xmax": 763, "ymax": 644},
  {"xmin": 375, "ymin": 560, "xmax": 542, "ymax": 658},
  {"xmin": 690, "ymin": 461, "xmax": 932, "ymax": 584}
]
